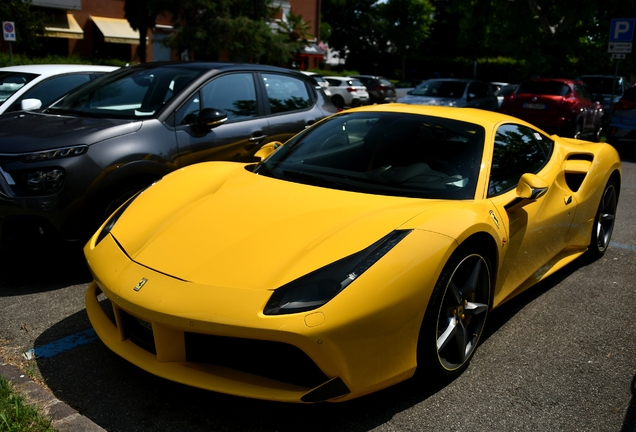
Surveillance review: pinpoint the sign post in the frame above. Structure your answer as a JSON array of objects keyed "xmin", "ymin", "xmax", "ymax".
[
  {"xmin": 608, "ymin": 19, "xmax": 635, "ymax": 116},
  {"xmin": 2, "ymin": 21, "xmax": 16, "ymax": 66}
]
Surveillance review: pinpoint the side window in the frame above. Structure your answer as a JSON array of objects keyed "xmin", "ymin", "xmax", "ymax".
[
  {"xmin": 175, "ymin": 92, "xmax": 201, "ymax": 125},
  {"xmin": 488, "ymin": 124, "xmax": 554, "ymax": 197},
  {"xmin": 8, "ymin": 73, "xmax": 92, "ymax": 113},
  {"xmin": 200, "ymin": 73, "xmax": 257, "ymax": 121},
  {"xmin": 262, "ymin": 73, "xmax": 311, "ymax": 114}
]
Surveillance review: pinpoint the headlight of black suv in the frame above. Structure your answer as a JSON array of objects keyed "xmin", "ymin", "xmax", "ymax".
[{"xmin": 263, "ymin": 230, "xmax": 412, "ymax": 315}]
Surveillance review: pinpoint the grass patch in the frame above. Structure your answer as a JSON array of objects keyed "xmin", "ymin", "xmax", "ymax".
[{"xmin": 0, "ymin": 376, "xmax": 55, "ymax": 432}]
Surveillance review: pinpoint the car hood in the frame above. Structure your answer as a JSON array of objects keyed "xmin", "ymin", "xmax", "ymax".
[
  {"xmin": 0, "ymin": 111, "xmax": 142, "ymax": 153},
  {"xmin": 397, "ymin": 95, "xmax": 463, "ymax": 107},
  {"xmin": 109, "ymin": 162, "xmax": 454, "ymax": 290}
]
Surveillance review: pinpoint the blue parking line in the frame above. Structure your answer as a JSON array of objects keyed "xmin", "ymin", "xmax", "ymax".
[
  {"xmin": 24, "ymin": 329, "xmax": 98, "ymax": 360},
  {"xmin": 610, "ymin": 242, "xmax": 636, "ymax": 252}
]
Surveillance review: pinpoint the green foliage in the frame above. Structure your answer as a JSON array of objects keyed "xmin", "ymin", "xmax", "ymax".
[
  {"xmin": 0, "ymin": 377, "xmax": 55, "ymax": 432},
  {"xmin": 0, "ymin": 0, "xmax": 47, "ymax": 55},
  {"xmin": 446, "ymin": 0, "xmax": 636, "ymax": 78},
  {"xmin": 154, "ymin": 0, "xmax": 300, "ymax": 66}
]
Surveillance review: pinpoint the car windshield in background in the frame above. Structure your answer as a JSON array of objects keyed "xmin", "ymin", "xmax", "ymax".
[
  {"xmin": 582, "ymin": 77, "xmax": 623, "ymax": 95},
  {"xmin": 517, "ymin": 81, "xmax": 570, "ymax": 96},
  {"xmin": 0, "ymin": 72, "xmax": 38, "ymax": 103},
  {"xmin": 47, "ymin": 65, "xmax": 208, "ymax": 119},
  {"xmin": 411, "ymin": 80, "xmax": 467, "ymax": 99},
  {"xmin": 260, "ymin": 111, "xmax": 484, "ymax": 200}
]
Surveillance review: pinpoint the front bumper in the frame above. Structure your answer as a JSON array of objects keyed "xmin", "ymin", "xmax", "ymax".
[{"xmin": 84, "ymin": 231, "xmax": 448, "ymax": 402}]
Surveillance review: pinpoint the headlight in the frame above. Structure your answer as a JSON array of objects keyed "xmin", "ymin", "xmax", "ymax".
[
  {"xmin": 263, "ymin": 230, "xmax": 412, "ymax": 315},
  {"xmin": 94, "ymin": 192, "xmax": 140, "ymax": 246},
  {"xmin": 23, "ymin": 145, "xmax": 87, "ymax": 162}
]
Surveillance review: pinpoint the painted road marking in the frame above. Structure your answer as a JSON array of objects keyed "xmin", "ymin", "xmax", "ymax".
[
  {"xmin": 610, "ymin": 242, "xmax": 636, "ymax": 252},
  {"xmin": 23, "ymin": 328, "xmax": 98, "ymax": 360}
]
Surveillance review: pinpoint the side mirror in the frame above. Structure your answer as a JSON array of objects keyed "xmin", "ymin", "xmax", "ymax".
[
  {"xmin": 198, "ymin": 108, "xmax": 227, "ymax": 129},
  {"xmin": 20, "ymin": 98, "xmax": 42, "ymax": 111},
  {"xmin": 254, "ymin": 141, "xmax": 283, "ymax": 161},
  {"xmin": 516, "ymin": 173, "xmax": 549, "ymax": 200}
]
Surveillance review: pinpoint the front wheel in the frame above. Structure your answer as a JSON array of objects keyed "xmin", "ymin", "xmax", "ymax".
[
  {"xmin": 331, "ymin": 95, "xmax": 344, "ymax": 109},
  {"xmin": 417, "ymin": 248, "xmax": 492, "ymax": 379},
  {"xmin": 586, "ymin": 179, "xmax": 618, "ymax": 260}
]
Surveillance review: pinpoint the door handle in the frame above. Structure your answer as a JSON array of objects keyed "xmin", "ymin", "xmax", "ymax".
[{"xmin": 246, "ymin": 133, "xmax": 267, "ymax": 149}]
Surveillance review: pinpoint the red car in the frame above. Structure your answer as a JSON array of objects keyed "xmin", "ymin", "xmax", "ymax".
[{"xmin": 501, "ymin": 78, "xmax": 604, "ymax": 140}]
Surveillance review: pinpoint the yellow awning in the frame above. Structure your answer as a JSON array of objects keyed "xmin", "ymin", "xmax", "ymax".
[
  {"xmin": 45, "ymin": 14, "xmax": 84, "ymax": 39},
  {"xmin": 91, "ymin": 16, "xmax": 144, "ymax": 44}
]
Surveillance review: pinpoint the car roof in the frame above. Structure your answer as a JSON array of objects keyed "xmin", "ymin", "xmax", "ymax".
[{"xmin": 0, "ymin": 64, "xmax": 118, "ymax": 75}]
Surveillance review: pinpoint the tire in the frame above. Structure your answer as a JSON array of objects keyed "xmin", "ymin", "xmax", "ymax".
[
  {"xmin": 572, "ymin": 121, "xmax": 582, "ymax": 139},
  {"xmin": 586, "ymin": 179, "xmax": 618, "ymax": 260},
  {"xmin": 331, "ymin": 95, "xmax": 344, "ymax": 109},
  {"xmin": 416, "ymin": 247, "xmax": 492, "ymax": 380}
]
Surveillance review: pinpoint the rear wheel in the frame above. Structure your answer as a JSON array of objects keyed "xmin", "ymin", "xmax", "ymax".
[
  {"xmin": 586, "ymin": 179, "xmax": 618, "ymax": 260},
  {"xmin": 417, "ymin": 247, "xmax": 492, "ymax": 379}
]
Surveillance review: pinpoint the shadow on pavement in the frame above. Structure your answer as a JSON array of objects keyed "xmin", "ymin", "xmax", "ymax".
[
  {"xmin": 622, "ymin": 374, "xmax": 636, "ymax": 432},
  {"xmin": 35, "ymin": 308, "xmax": 453, "ymax": 432},
  {"xmin": 0, "ymin": 240, "xmax": 91, "ymax": 295}
]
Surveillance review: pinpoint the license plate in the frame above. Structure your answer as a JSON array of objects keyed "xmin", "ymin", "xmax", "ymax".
[{"xmin": 522, "ymin": 103, "xmax": 546, "ymax": 109}]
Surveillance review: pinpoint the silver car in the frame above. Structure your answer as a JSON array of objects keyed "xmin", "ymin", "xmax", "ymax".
[{"xmin": 397, "ymin": 78, "xmax": 499, "ymax": 111}]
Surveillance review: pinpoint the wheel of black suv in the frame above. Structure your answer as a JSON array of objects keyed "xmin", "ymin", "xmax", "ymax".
[
  {"xmin": 417, "ymin": 246, "xmax": 492, "ymax": 380},
  {"xmin": 586, "ymin": 179, "xmax": 618, "ymax": 260}
]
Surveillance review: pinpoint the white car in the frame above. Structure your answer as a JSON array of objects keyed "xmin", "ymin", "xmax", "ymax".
[
  {"xmin": 0, "ymin": 64, "xmax": 118, "ymax": 114},
  {"xmin": 323, "ymin": 76, "xmax": 370, "ymax": 108},
  {"xmin": 300, "ymin": 71, "xmax": 332, "ymax": 97}
]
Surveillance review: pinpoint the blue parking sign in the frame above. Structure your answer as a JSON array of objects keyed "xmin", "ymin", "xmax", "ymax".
[{"xmin": 610, "ymin": 19, "xmax": 635, "ymax": 42}]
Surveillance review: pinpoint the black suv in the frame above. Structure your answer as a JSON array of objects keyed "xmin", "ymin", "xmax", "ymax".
[
  {"xmin": 0, "ymin": 62, "xmax": 337, "ymax": 244},
  {"xmin": 349, "ymin": 75, "xmax": 397, "ymax": 104}
]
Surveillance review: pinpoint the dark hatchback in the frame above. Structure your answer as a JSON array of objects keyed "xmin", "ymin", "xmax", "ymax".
[{"xmin": 0, "ymin": 62, "xmax": 337, "ymax": 244}]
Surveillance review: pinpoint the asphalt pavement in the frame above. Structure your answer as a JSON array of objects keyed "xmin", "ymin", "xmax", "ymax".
[{"xmin": 1, "ymin": 153, "xmax": 635, "ymax": 432}]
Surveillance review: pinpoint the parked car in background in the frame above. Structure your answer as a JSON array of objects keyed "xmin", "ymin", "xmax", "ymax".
[
  {"xmin": 494, "ymin": 84, "xmax": 518, "ymax": 110},
  {"xmin": 0, "ymin": 62, "xmax": 337, "ymax": 244},
  {"xmin": 0, "ymin": 64, "xmax": 117, "ymax": 114},
  {"xmin": 324, "ymin": 76, "xmax": 370, "ymax": 108},
  {"xmin": 501, "ymin": 78, "xmax": 604, "ymax": 140},
  {"xmin": 397, "ymin": 78, "xmax": 498, "ymax": 111},
  {"xmin": 349, "ymin": 74, "xmax": 397, "ymax": 104},
  {"xmin": 301, "ymin": 71, "xmax": 331, "ymax": 97},
  {"xmin": 580, "ymin": 74, "xmax": 631, "ymax": 114},
  {"xmin": 395, "ymin": 78, "xmax": 427, "ymax": 99},
  {"xmin": 606, "ymin": 86, "xmax": 636, "ymax": 146}
]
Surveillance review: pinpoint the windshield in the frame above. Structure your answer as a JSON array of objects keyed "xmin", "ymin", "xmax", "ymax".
[
  {"xmin": 411, "ymin": 80, "xmax": 468, "ymax": 99},
  {"xmin": 517, "ymin": 81, "xmax": 570, "ymax": 96},
  {"xmin": 258, "ymin": 112, "xmax": 484, "ymax": 200},
  {"xmin": 0, "ymin": 72, "xmax": 38, "ymax": 103},
  {"xmin": 581, "ymin": 76, "xmax": 624, "ymax": 96},
  {"xmin": 47, "ymin": 65, "xmax": 208, "ymax": 119}
]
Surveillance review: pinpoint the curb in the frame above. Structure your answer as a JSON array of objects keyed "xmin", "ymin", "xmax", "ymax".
[{"xmin": 0, "ymin": 360, "xmax": 105, "ymax": 431}]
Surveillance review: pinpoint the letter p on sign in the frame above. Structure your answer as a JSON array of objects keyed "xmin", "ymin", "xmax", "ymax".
[{"xmin": 610, "ymin": 19, "xmax": 635, "ymax": 42}]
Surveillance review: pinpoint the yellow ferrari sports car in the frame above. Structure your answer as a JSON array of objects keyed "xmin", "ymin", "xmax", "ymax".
[{"xmin": 84, "ymin": 104, "xmax": 621, "ymax": 403}]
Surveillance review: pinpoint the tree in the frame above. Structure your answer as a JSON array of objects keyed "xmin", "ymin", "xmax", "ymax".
[
  {"xmin": 322, "ymin": 0, "xmax": 434, "ymax": 77},
  {"xmin": 156, "ymin": 0, "xmax": 294, "ymax": 65},
  {"xmin": 449, "ymin": 0, "xmax": 636, "ymax": 78},
  {"xmin": 124, "ymin": 0, "xmax": 162, "ymax": 63},
  {"xmin": 378, "ymin": 0, "xmax": 435, "ymax": 80},
  {"xmin": 0, "ymin": 0, "xmax": 47, "ymax": 55}
]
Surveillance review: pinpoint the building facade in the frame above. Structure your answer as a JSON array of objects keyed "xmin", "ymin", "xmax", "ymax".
[{"xmin": 1, "ymin": 0, "xmax": 323, "ymax": 67}]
